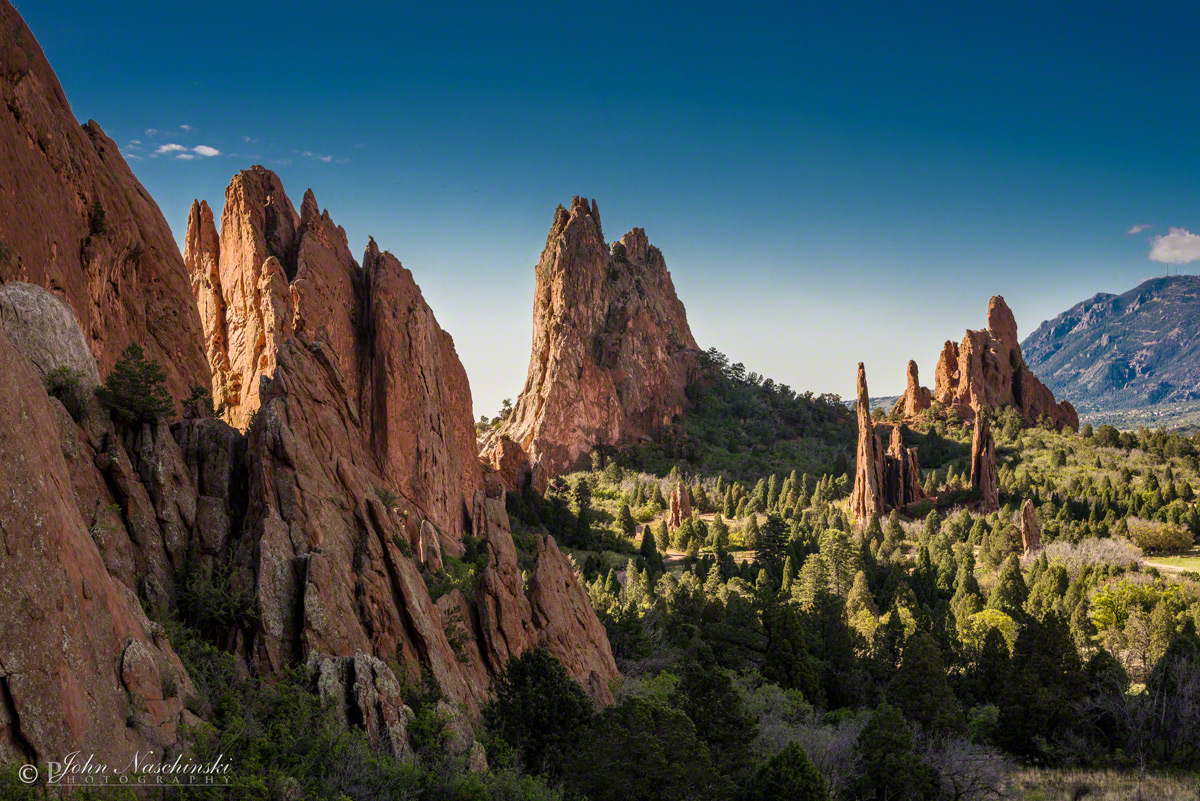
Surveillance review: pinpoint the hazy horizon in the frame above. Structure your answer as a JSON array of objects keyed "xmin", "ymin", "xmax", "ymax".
[{"xmin": 22, "ymin": 1, "xmax": 1200, "ymax": 417}]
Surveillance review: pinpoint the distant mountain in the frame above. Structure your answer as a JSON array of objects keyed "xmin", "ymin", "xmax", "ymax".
[{"xmin": 1022, "ymin": 275, "xmax": 1200, "ymax": 416}]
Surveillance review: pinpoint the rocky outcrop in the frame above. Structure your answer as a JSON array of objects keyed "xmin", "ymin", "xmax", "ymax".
[
  {"xmin": 0, "ymin": 323, "xmax": 196, "ymax": 768},
  {"xmin": 0, "ymin": 2, "xmax": 208, "ymax": 400},
  {"xmin": 1021, "ymin": 499, "xmax": 1041, "ymax": 555},
  {"xmin": 668, "ymin": 481, "xmax": 692, "ymax": 529},
  {"xmin": 933, "ymin": 296, "xmax": 1078, "ymax": 431},
  {"xmin": 484, "ymin": 435, "xmax": 545, "ymax": 495},
  {"xmin": 187, "ymin": 171, "xmax": 481, "ymax": 542},
  {"xmin": 970, "ymin": 415, "xmax": 999, "ymax": 513},
  {"xmin": 0, "ymin": 281, "xmax": 102, "ymax": 387},
  {"xmin": 481, "ymin": 197, "xmax": 699, "ymax": 480},
  {"xmin": 891, "ymin": 360, "xmax": 932, "ymax": 418},
  {"xmin": 851, "ymin": 364, "xmax": 927, "ymax": 521},
  {"xmin": 528, "ymin": 534, "xmax": 620, "ymax": 705},
  {"xmin": 316, "ymin": 652, "xmax": 415, "ymax": 760}
]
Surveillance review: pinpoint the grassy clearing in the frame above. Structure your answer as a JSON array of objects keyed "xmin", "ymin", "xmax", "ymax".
[
  {"xmin": 1005, "ymin": 767, "xmax": 1200, "ymax": 800},
  {"xmin": 1145, "ymin": 546, "xmax": 1200, "ymax": 573}
]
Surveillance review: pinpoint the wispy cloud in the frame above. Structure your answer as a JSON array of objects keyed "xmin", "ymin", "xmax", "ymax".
[
  {"xmin": 301, "ymin": 150, "xmax": 348, "ymax": 164},
  {"xmin": 145, "ymin": 128, "xmax": 159, "ymax": 136},
  {"xmin": 1128, "ymin": 223, "xmax": 1153, "ymax": 234},
  {"xmin": 154, "ymin": 143, "xmax": 187, "ymax": 154},
  {"xmin": 192, "ymin": 145, "xmax": 220, "ymax": 157},
  {"xmin": 180, "ymin": 124, "xmax": 192, "ymax": 132},
  {"xmin": 150, "ymin": 143, "xmax": 220, "ymax": 159},
  {"xmin": 1149, "ymin": 227, "xmax": 1200, "ymax": 264},
  {"xmin": 176, "ymin": 153, "xmax": 196, "ymax": 160}
]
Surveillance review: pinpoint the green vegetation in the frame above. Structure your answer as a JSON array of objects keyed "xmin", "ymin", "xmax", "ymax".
[
  {"xmin": 44, "ymin": 365, "xmax": 89, "ymax": 421},
  {"xmin": 622, "ymin": 348, "xmax": 854, "ymax": 481},
  {"xmin": 96, "ymin": 343, "xmax": 174, "ymax": 426}
]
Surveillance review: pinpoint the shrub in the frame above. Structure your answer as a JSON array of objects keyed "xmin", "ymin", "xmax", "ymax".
[
  {"xmin": 1126, "ymin": 518, "xmax": 1193, "ymax": 554},
  {"xmin": 96, "ymin": 343, "xmax": 173, "ymax": 426},
  {"xmin": 88, "ymin": 199, "xmax": 107, "ymax": 235},
  {"xmin": 44, "ymin": 365, "xmax": 89, "ymax": 421}
]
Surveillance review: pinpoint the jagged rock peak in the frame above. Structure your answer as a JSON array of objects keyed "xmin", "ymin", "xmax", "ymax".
[
  {"xmin": 0, "ymin": 0, "xmax": 209, "ymax": 400},
  {"xmin": 482, "ymin": 196, "xmax": 699, "ymax": 482},
  {"xmin": 891, "ymin": 359, "xmax": 932, "ymax": 418},
  {"xmin": 852, "ymin": 363, "xmax": 926, "ymax": 521},
  {"xmin": 933, "ymin": 295, "xmax": 1078, "ymax": 431}
]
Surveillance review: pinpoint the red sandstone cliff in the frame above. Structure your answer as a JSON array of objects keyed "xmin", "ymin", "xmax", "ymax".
[
  {"xmin": 0, "ymin": 1, "xmax": 208, "ymax": 400},
  {"xmin": 481, "ymin": 197, "xmax": 699, "ymax": 483}
]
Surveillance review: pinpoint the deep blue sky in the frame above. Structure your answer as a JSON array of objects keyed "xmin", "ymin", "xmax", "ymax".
[{"xmin": 21, "ymin": 1, "xmax": 1200, "ymax": 415}]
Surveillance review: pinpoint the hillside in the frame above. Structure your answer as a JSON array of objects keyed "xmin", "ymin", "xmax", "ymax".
[{"xmin": 1022, "ymin": 275, "xmax": 1200, "ymax": 424}]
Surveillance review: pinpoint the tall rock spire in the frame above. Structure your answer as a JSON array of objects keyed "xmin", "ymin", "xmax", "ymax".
[
  {"xmin": 481, "ymin": 196, "xmax": 699, "ymax": 483},
  {"xmin": 852, "ymin": 363, "xmax": 927, "ymax": 522}
]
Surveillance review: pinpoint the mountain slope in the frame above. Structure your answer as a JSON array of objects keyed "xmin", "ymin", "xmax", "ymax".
[{"xmin": 1022, "ymin": 275, "xmax": 1200, "ymax": 414}]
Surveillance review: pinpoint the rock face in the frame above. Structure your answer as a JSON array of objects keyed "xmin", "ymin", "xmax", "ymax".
[
  {"xmin": 481, "ymin": 197, "xmax": 699, "ymax": 481},
  {"xmin": 186, "ymin": 170, "xmax": 481, "ymax": 542},
  {"xmin": 0, "ymin": 1, "xmax": 208, "ymax": 400},
  {"xmin": 933, "ymin": 296, "xmax": 1078, "ymax": 431},
  {"xmin": 891, "ymin": 360, "xmax": 932, "ymax": 418},
  {"xmin": 1021, "ymin": 500, "xmax": 1041, "ymax": 555},
  {"xmin": 851, "ymin": 363, "xmax": 927, "ymax": 521},
  {"xmin": 0, "ymin": 322, "xmax": 195, "ymax": 768},
  {"xmin": 668, "ymin": 482, "xmax": 692, "ymax": 529},
  {"xmin": 970, "ymin": 415, "xmax": 999, "ymax": 513}
]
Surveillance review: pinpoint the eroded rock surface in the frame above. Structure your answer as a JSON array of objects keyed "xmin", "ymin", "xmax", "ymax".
[
  {"xmin": 1021, "ymin": 499, "xmax": 1042, "ymax": 555},
  {"xmin": 970, "ymin": 415, "xmax": 999, "ymax": 513},
  {"xmin": 851, "ymin": 364, "xmax": 927, "ymax": 521},
  {"xmin": 0, "ymin": 2, "xmax": 208, "ymax": 399},
  {"xmin": 933, "ymin": 296, "xmax": 1078, "ymax": 431},
  {"xmin": 481, "ymin": 197, "xmax": 699, "ymax": 480},
  {"xmin": 891, "ymin": 360, "xmax": 932, "ymax": 418}
]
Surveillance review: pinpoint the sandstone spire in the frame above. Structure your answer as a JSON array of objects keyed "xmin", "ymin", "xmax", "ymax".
[
  {"xmin": 933, "ymin": 296, "xmax": 1078, "ymax": 430},
  {"xmin": 0, "ymin": 2, "xmax": 209, "ymax": 400},
  {"xmin": 480, "ymin": 197, "xmax": 699, "ymax": 484},
  {"xmin": 852, "ymin": 363, "xmax": 927, "ymax": 521},
  {"xmin": 1021, "ymin": 499, "xmax": 1042, "ymax": 555},
  {"xmin": 970, "ymin": 414, "xmax": 999, "ymax": 513},
  {"xmin": 668, "ymin": 481, "xmax": 693, "ymax": 529},
  {"xmin": 891, "ymin": 359, "xmax": 932, "ymax": 418}
]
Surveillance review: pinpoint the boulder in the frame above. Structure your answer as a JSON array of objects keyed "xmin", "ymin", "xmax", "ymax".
[{"xmin": 0, "ymin": 282, "xmax": 101, "ymax": 387}]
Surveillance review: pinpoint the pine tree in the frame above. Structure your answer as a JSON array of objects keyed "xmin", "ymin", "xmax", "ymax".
[
  {"xmin": 655, "ymin": 520, "xmax": 670, "ymax": 553},
  {"xmin": 617, "ymin": 501, "xmax": 636, "ymax": 538},
  {"xmin": 723, "ymin": 487, "xmax": 735, "ymax": 518},
  {"xmin": 887, "ymin": 632, "xmax": 966, "ymax": 734},
  {"xmin": 746, "ymin": 742, "xmax": 829, "ymax": 801},
  {"xmin": 988, "ymin": 555, "xmax": 1028, "ymax": 618},
  {"xmin": 853, "ymin": 703, "xmax": 937, "ymax": 801},
  {"xmin": 762, "ymin": 603, "xmax": 823, "ymax": 704},
  {"xmin": 604, "ymin": 568, "xmax": 621, "ymax": 597},
  {"xmin": 781, "ymin": 555, "xmax": 796, "ymax": 594},
  {"xmin": 96, "ymin": 343, "xmax": 174, "ymax": 426}
]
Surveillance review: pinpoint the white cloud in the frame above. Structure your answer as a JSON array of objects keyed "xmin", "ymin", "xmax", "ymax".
[
  {"xmin": 154, "ymin": 143, "xmax": 187, "ymax": 154},
  {"xmin": 1149, "ymin": 227, "xmax": 1200, "ymax": 264},
  {"xmin": 145, "ymin": 128, "xmax": 159, "ymax": 136},
  {"xmin": 128, "ymin": 139, "xmax": 141, "ymax": 146},
  {"xmin": 302, "ymin": 150, "xmax": 336, "ymax": 163},
  {"xmin": 180, "ymin": 124, "xmax": 192, "ymax": 132},
  {"xmin": 175, "ymin": 153, "xmax": 196, "ymax": 160},
  {"xmin": 192, "ymin": 145, "xmax": 220, "ymax": 157},
  {"xmin": 1128, "ymin": 223, "xmax": 1152, "ymax": 234}
]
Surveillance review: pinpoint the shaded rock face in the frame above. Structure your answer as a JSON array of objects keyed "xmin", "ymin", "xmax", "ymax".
[
  {"xmin": 933, "ymin": 296, "xmax": 1078, "ymax": 431},
  {"xmin": 0, "ymin": 2, "xmax": 208, "ymax": 400},
  {"xmin": 482, "ymin": 197, "xmax": 699, "ymax": 480},
  {"xmin": 891, "ymin": 360, "xmax": 932, "ymax": 418},
  {"xmin": 1021, "ymin": 499, "xmax": 1041, "ymax": 555},
  {"xmin": 851, "ymin": 363, "xmax": 927, "ymax": 521},
  {"xmin": 186, "ymin": 171, "xmax": 481, "ymax": 542},
  {"xmin": 668, "ymin": 481, "xmax": 692, "ymax": 529},
  {"xmin": 970, "ymin": 415, "xmax": 999, "ymax": 513},
  {"xmin": 0, "ymin": 324, "xmax": 196, "ymax": 767}
]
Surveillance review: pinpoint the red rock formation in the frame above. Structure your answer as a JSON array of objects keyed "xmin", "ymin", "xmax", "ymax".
[
  {"xmin": 970, "ymin": 415, "xmax": 999, "ymax": 513},
  {"xmin": 852, "ymin": 363, "xmax": 927, "ymax": 521},
  {"xmin": 187, "ymin": 172, "xmax": 481, "ymax": 542},
  {"xmin": 0, "ymin": 2, "xmax": 209, "ymax": 400},
  {"xmin": 0, "ymin": 324, "xmax": 195, "ymax": 767},
  {"xmin": 891, "ymin": 360, "xmax": 932, "ymax": 418},
  {"xmin": 481, "ymin": 197, "xmax": 699, "ymax": 480},
  {"xmin": 1021, "ymin": 499, "xmax": 1042, "ymax": 555},
  {"xmin": 668, "ymin": 481, "xmax": 692, "ymax": 529},
  {"xmin": 933, "ymin": 296, "xmax": 1078, "ymax": 431}
]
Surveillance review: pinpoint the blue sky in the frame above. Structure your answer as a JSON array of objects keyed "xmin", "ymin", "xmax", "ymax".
[{"xmin": 22, "ymin": 1, "xmax": 1200, "ymax": 416}]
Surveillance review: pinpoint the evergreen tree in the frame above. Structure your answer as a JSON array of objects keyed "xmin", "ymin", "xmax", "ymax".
[
  {"xmin": 669, "ymin": 659, "xmax": 757, "ymax": 778},
  {"xmin": 987, "ymin": 555, "xmax": 1028, "ymax": 618},
  {"xmin": 640, "ymin": 525, "xmax": 663, "ymax": 575},
  {"xmin": 655, "ymin": 520, "xmax": 670, "ymax": 553},
  {"xmin": 846, "ymin": 570, "xmax": 880, "ymax": 638},
  {"xmin": 997, "ymin": 612, "xmax": 1086, "ymax": 760},
  {"xmin": 96, "ymin": 343, "xmax": 174, "ymax": 426},
  {"xmin": 852, "ymin": 703, "xmax": 937, "ymax": 801},
  {"xmin": 746, "ymin": 742, "xmax": 829, "ymax": 801},
  {"xmin": 762, "ymin": 603, "xmax": 823, "ymax": 704},
  {"xmin": 887, "ymin": 632, "xmax": 966, "ymax": 735},
  {"xmin": 617, "ymin": 501, "xmax": 636, "ymax": 538},
  {"xmin": 781, "ymin": 555, "xmax": 796, "ymax": 594}
]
